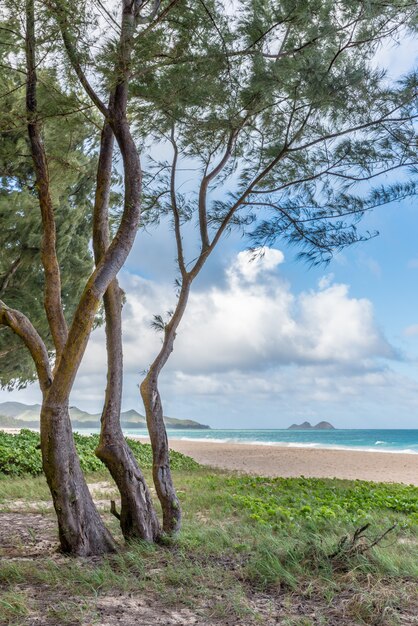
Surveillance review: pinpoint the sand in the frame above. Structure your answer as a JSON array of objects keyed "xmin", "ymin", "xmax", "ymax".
[
  {"xmin": 3, "ymin": 428, "xmax": 417, "ymax": 486},
  {"xmin": 163, "ymin": 438, "xmax": 418, "ymax": 486}
]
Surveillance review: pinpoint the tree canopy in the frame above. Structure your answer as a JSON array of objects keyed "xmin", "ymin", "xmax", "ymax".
[
  {"xmin": 133, "ymin": 0, "xmax": 417, "ymax": 265},
  {"xmin": 0, "ymin": 33, "xmax": 101, "ymax": 387}
]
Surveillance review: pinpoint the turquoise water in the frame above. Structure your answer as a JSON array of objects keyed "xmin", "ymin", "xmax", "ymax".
[{"xmin": 77, "ymin": 427, "xmax": 418, "ymax": 454}]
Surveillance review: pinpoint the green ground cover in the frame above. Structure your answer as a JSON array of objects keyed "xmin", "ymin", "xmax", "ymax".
[{"xmin": 0, "ymin": 436, "xmax": 417, "ymax": 625}]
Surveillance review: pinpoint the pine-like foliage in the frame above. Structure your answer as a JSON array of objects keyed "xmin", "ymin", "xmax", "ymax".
[
  {"xmin": 129, "ymin": 0, "xmax": 417, "ymax": 266},
  {"xmin": 0, "ymin": 0, "xmax": 417, "ymax": 383},
  {"xmin": 0, "ymin": 13, "xmax": 98, "ymax": 388}
]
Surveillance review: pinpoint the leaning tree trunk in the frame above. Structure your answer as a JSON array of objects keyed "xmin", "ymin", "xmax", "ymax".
[
  {"xmin": 140, "ymin": 374, "xmax": 181, "ymax": 535},
  {"xmin": 40, "ymin": 401, "xmax": 116, "ymax": 555},
  {"xmin": 95, "ymin": 278, "xmax": 161, "ymax": 541},
  {"xmin": 139, "ymin": 281, "xmax": 191, "ymax": 535},
  {"xmin": 92, "ymin": 121, "xmax": 160, "ymax": 542}
]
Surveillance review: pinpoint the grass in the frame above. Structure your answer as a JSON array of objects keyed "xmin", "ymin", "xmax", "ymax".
[
  {"xmin": 0, "ymin": 591, "xmax": 29, "ymax": 625},
  {"xmin": 0, "ymin": 462, "xmax": 417, "ymax": 624}
]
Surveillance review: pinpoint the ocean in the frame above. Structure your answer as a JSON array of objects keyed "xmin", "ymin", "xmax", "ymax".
[{"xmin": 77, "ymin": 427, "xmax": 418, "ymax": 454}]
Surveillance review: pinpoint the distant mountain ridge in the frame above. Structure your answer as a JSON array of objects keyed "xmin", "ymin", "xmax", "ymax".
[
  {"xmin": 288, "ymin": 421, "xmax": 335, "ymax": 430},
  {"xmin": 0, "ymin": 402, "xmax": 210, "ymax": 430}
]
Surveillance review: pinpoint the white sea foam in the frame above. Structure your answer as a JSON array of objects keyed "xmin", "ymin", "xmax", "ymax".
[
  {"xmin": 96, "ymin": 427, "xmax": 418, "ymax": 455},
  {"xmin": 162, "ymin": 435, "xmax": 418, "ymax": 454}
]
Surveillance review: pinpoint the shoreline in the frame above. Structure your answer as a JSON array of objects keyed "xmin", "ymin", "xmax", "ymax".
[
  {"xmin": 3, "ymin": 427, "xmax": 418, "ymax": 456},
  {"xmin": 157, "ymin": 435, "xmax": 418, "ymax": 455},
  {"xmin": 2, "ymin": 428, "xmax": 418, "ymax": 485},
  {"xmin": 162, "ymin": 438, "xmax": 418, "ymax": 486}
]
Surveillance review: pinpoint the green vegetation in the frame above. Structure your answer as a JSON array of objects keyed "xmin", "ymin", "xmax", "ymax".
[
  {"xmin": 228, "ymin": 475, "xmax": 418, "ymax": 529},
  {"xmin": 0, "ymin": 465, "xmax": 417, "ymax": 624},
  {"xmin": 0, "ymin": 430, "xmax": 199, "ymax": 477}
]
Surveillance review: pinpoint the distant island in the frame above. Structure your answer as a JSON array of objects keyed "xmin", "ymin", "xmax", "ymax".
[
  {"xmin": 287, "ymin": 421, "xmax": 335, "ymax": 430},
  {"xmin": 0, "ymin": 402, "xmax": 210, "ymax": 430}
]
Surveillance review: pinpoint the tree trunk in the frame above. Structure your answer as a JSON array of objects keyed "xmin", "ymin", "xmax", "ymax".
[
  {"xmin": 140, "ymin": 375, "xmax": 181, "ymax": 535},
  {"xmin": 139, "ymin": 281, "xmax": 191, "ymax": 535},
  {"xmin": 40, "ymin": 402, "xmax": 116, "ymax": 555},
  {"xmin": 96, "ymin": 432, "xmax": 161, "ymax": 542},
  {"xmin": 91, "ymin": 120, "xmax": 160, "ymax": 541},
  {"xmin": 95, "ymin": 277, "xmax": 160, "ymax": 542}
]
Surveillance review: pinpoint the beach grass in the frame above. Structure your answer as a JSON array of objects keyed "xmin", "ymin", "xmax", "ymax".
[{"xmin": 0, "ymin": 457, "xmax": 417, "ymax": 625}]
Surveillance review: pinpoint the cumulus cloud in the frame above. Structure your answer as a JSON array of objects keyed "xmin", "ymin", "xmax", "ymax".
[
  {"xmin": 4, "ymin": 246, "xmax": 411, "ymax": 426},
  {"xmin": 227, "ymin": 247, "xmax": 285, "ymax": 283},
  {"xmin": 79, "ymin": 246, "xmax": 394, "ymax": 385}
]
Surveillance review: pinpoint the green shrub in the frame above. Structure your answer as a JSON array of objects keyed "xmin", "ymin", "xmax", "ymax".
[{"xmin": 0, "ymin": 429, "xmax": 199, "ymax": 477}]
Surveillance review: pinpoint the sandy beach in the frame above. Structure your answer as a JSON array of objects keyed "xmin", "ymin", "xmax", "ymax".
[
  {"xmin": 3, "ymin": 428, "xmax": 417, "ymax": 485},
  {"xmin": 163, "ymin": 438, "xmax": 418, "ymax": 486}
]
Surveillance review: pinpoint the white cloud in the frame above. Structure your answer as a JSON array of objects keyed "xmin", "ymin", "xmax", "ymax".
[
  {"xmin": 227, "ymin": 247, "xmax": 285, "ymax": 283},
  {"xmin": 80, "ymin": 247, "xmax": 394, "ymax": 385},
  {"xmin": 3, "ymin": 247, "xmax": 413, "ymax": 427},
  {"xmin": 296, "ymin": 283, "xmax": 392, "ymax": 363},
  {"xmin": 318, "ymin": 273, "xmax": 334, "ymax": 290}
]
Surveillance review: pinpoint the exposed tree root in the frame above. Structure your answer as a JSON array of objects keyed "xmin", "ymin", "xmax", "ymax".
[{"xmin": 329, "ymin": 523, "xmax": 397, "ymax": 562}]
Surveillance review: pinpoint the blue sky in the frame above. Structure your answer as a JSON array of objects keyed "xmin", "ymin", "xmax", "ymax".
[
  {"xmin": 0, "ymin": 27, "xmax": 417, "ymax": 429},
  {"xmin": 3, "ymin": 198, "xmax": 418, "ymax": 429}
]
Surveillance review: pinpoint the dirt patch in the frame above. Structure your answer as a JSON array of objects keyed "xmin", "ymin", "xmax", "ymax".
[
  {"xmin": 87, "ymin": 481, "xmax": 118, "ymax": 497},
  {"xmin": 95, "ymin": 596, "xmax": 202, "ymax": 626},
  {"xmin": 4, "ymin": 586, "xmax": 207, "ymax": 626},
  {"xmin": 0, "ymin": 512, "xmax": 58, "ymax": 559},
  {"xmin": 1, "ymin": 484, "xmax": 119, "ymax": 517},
  {"xmin": 1, "ymin": 500, "xmax": 54, "ymax": 512}
]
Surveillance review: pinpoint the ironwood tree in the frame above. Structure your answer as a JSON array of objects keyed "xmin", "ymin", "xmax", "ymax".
[
  {"xmin": 0, "ymin": 0, "xmax": 174, "ymax": 554},
  {"xmin": 48, "ymin": 0, "xmax": 185, "ymax": 543},
  {"xmin": 0, "ymin": 0, "xmax": 417, "ymax": 552},
  {"xmin": 128, "ymin": 0, "xmax": 418, "ymax": 533}
]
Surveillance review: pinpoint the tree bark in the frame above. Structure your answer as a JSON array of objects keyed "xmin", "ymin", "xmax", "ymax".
[
  {"xmin": 140, "ymin": 280, "xmax": 191, "ymax": 535},
  {"xmin": 93, "ymin": 123, "xmax": 160, "ymax": 542},
  {"xmin": 140, "ymin": 375, "xmax": 181, "ymax": 535},
  {"xmin": 40, "ymin": 401, "xmax": 116, "ymax": 555}
]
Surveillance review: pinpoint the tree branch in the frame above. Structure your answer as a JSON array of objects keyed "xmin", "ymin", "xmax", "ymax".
[
  {"xmin": 198, "ymin": 130, "xmax": 236, "ymax": 251},
  {"xmin": 0, "ymin": 256, "xmax": 23, "ymax": 299},
  {"xmin": 50, "ymin": 1, "xmax": 109, "ymax": 118},
  {"xmin": 0, "ymin": 300, "xmax": 52, "ymax": 394},
  {"xmin": 287, "ymin": 107, "xmax": 418, "ymax": 155},
  {"xmin": 139, "ymin": 0, "xmax": 181, "ymax": 35},
  {"xmin": 169, "ymin": 127, "xmax": 186, "ymax": 277},
  {"xmin": 25, "ymin": 0, "xmax": 68, "ymax": 363}
]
